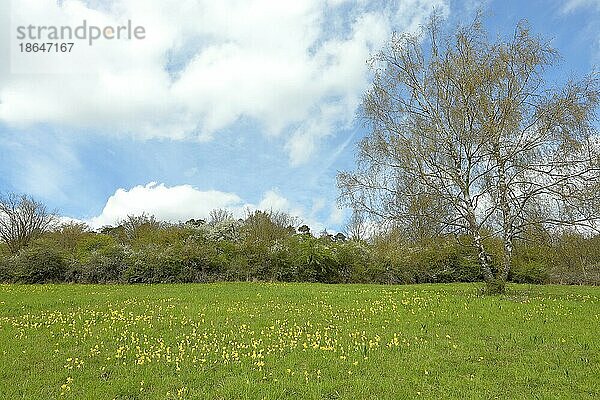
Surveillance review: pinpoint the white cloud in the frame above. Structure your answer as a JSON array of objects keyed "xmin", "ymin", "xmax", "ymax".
[
  {"xmin": 257, "ymin": 190, "xmax": 291, "ymax": 212},
  {"xmin": 57, "ymin": 215, "xmax": 87, "ymax": 226},
  {"xmin": 1, "ymin": 0, "xmax": 448, "ymax": 164},
  {"xmin": 89, "ymin": 182, "xmax": 244, "ymax": 227},
  {"xmin": 87, "ymin": 182, "xmax": 331, "ymax": 231},
  {"xmin": 328, "ymin": 204, "xmax": 346, "ymax": 226}
]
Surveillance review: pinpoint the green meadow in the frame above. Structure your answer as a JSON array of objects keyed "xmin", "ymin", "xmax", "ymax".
[{"xmin": 1, "ymin": 283, "xmax": 599, "ymax": 399}]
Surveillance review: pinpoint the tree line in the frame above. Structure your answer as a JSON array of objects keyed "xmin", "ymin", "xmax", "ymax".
[{"xmin": 0, "ymin": 194, "xmax": 598, "ymax": 286}]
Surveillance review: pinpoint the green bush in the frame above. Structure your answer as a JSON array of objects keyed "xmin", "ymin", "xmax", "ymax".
[
  {"xmin": 334, "ymin": 241, "xmax": 372, "ymax": 283},
  {"xmin": 74, "ymin": 234, "xmax": 119, "ymax": 263},
  {"xmin": 13, "ymin": 245, "xmax": 67, "ymax": 283},
  {"xmin": 178, "ymin": 241, "xmax": 226, "ymax": 283},
  {"xmin": 270, "ymin": 243, "xmax": 297, "ymax": 282},
  {"xmin": 510, "ymin": 259, "xmax": 548, "ymax": 284},
  {"xmin": 0, "ymin": 255, "xmax": 13, "ymax": 282},
  {"xmin": 545, "ymin": 233, "xmax": 600, "ymax": 285},
  {"xmin": 510, "ymin": 243, "xmax": 549, "ymax": 284},
  {"xmin": 123, "ymin": 241, "xmax": 227, "ymax": 284},
  {"xmin": 77, "ymin": 245, "xmax": 126, "ymax": 283},
  {"xmin": 289, "ymin": 236, "xmax": 340, "ymax": 283},
  {"xmin": 124, "ymin": 245, "xmax": 184, "ymax": 283},
  {"xmin": 365, "ymin": 259, "xmax": 403, "ymax": 284},
  {"xmin": 375, "ymin": 240, "xmax": 481, "ymax": 284}
]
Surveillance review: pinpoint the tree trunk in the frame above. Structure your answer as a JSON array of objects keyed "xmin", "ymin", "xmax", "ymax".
[
  {"xmin": 473, "ymin": 233, "xmax": 494, "ymax": 283},
  {"xmin": 500, "ymin": 237, "xmax": 513, "ymax": 282},
  {"xmin": 462, "ymin": 195, "xmax": 494, "ymax": 286},
  {"xmin": 473, "ymin": 233, "xmax": 506, "ymax": 294},
  {"xmin": 493, "ymin": 147, "xmax": 513, "ymax": 293}
]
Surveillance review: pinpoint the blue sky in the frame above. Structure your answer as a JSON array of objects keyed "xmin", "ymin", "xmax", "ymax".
[{"xmin": 0, "ymin": 0, "xmax": 598, "ymax": 231}]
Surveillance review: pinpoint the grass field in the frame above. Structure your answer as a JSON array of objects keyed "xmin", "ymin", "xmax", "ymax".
[{"xmin": 1, "ymin": 283, "xmax": 599, "ymax": 399}]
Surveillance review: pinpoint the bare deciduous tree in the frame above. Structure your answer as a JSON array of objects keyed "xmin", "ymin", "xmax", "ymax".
[
  {"xmin": 0, "ymin": 193, "xmax": 57, "ymax": 254},
  {"xmin": 209, "ymin": 209, "xmax": 234, "ymax": 225},
  {"xmin": 338, "ymin": 15, "xmax": 600, "ymax": 292},
  {"xmin": 120, "ymin": 213, "xmax": 160, "ymax": 241},
  {"xmin": 344, "ymin": 210, "xmax": 370, "ymax": 242}
]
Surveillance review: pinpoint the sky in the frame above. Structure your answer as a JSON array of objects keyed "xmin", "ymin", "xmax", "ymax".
[{"xmin": 0, "ymin": 0, "xmax": 598, "ymax": 231}]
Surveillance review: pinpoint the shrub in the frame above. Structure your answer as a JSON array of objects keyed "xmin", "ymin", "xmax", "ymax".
[
  {"xmin": 510, "ymin": 243, "xmax": 549, "ymax": 284},
  {"xmin": 290, "ymin": 236, "xmax": 340, "ymax": 283},
  {"xmin": 510, "ymin": 259, "xmax": 548, "ymax": 284},
  {"xmin": 545, "ymin": 233, "xmax": 600, "ymax": 285},
  {"xmin": 77, "ymin": 245, "xmax": 126, "ymax": 283},
  {"xmin": 0, "ymin": 255, "xmax": 13, "ymax": 282},
  {"xmin": 74, "ymin": 234, "xmax": 119, "ymax": 264},
  {"xmin": 269, "ymin": 241, "xmax": 296, "ymax": 282},
  {"xmin": 13, "ymin": 244, "xmax": 67, "ymax": 283},
  {"xmin": 377, "ymin": 240, "xmax": 481, "ymax": 284},
  {"xmin": 334, "ymin": 241, "xmax": 372, "ymax": 283},
  {"xmin": 178, "ymin": 240, "xmax": 228, "ymax": 282},
  {"xmin": 123, "ymin": 240, "xmax": 227, "ymax": 284},
  {"xmin": 124, "ymin": 245, "xmax": 184, "ymax": 283},
  {"xmin": 365, "ymin": 259, "xmax": 402, "ymax": 284}
]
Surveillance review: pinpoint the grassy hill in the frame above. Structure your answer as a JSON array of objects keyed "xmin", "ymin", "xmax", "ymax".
[{"xmin": 1, "ymin": 283, "xmax": 599, "ymax": 399}]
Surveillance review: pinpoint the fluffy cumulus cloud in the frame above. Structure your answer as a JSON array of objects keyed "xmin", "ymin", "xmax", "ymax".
[
  {"xmin": 89, "ymin": 182, "xmax": 244, "ymax": 227},
  {"xmin": 0, "ymin": 0, "xmax": 448, "ymax": 164},
  {"xmin": 88, "ymin": 182, "xmax": 330, "ymax": 231}
]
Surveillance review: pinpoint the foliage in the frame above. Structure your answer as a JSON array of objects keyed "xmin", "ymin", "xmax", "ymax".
[
  {"xmin": 11, "ymin": 240, "xmax": 67, "ymax": 283},
  {"xmin": 0, "ymin": 206, "xmax": 598, "ymax": 286},
  {"xmin": 0, "ymin": 255, "xmax": 11, "ymax": 282},
  {"xmin": 546, "ymin": 233, "xmax": 600, "ymax": 285},
  {"xmin": 76, "ymin": 243, "xmax": 126, "ymax": 284},
  {"xmin": 510, "ymin": 243, "xmax": 550, "ymax": 284}
]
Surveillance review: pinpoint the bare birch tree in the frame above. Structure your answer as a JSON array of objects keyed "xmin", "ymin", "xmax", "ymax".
[
  {"xmin": 0, "ymin": 193, "xmax": 57, "ymax": 254},
  {"xmin": 338, "ymin": 15, "xmax": 600, "ymax": 292}
]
